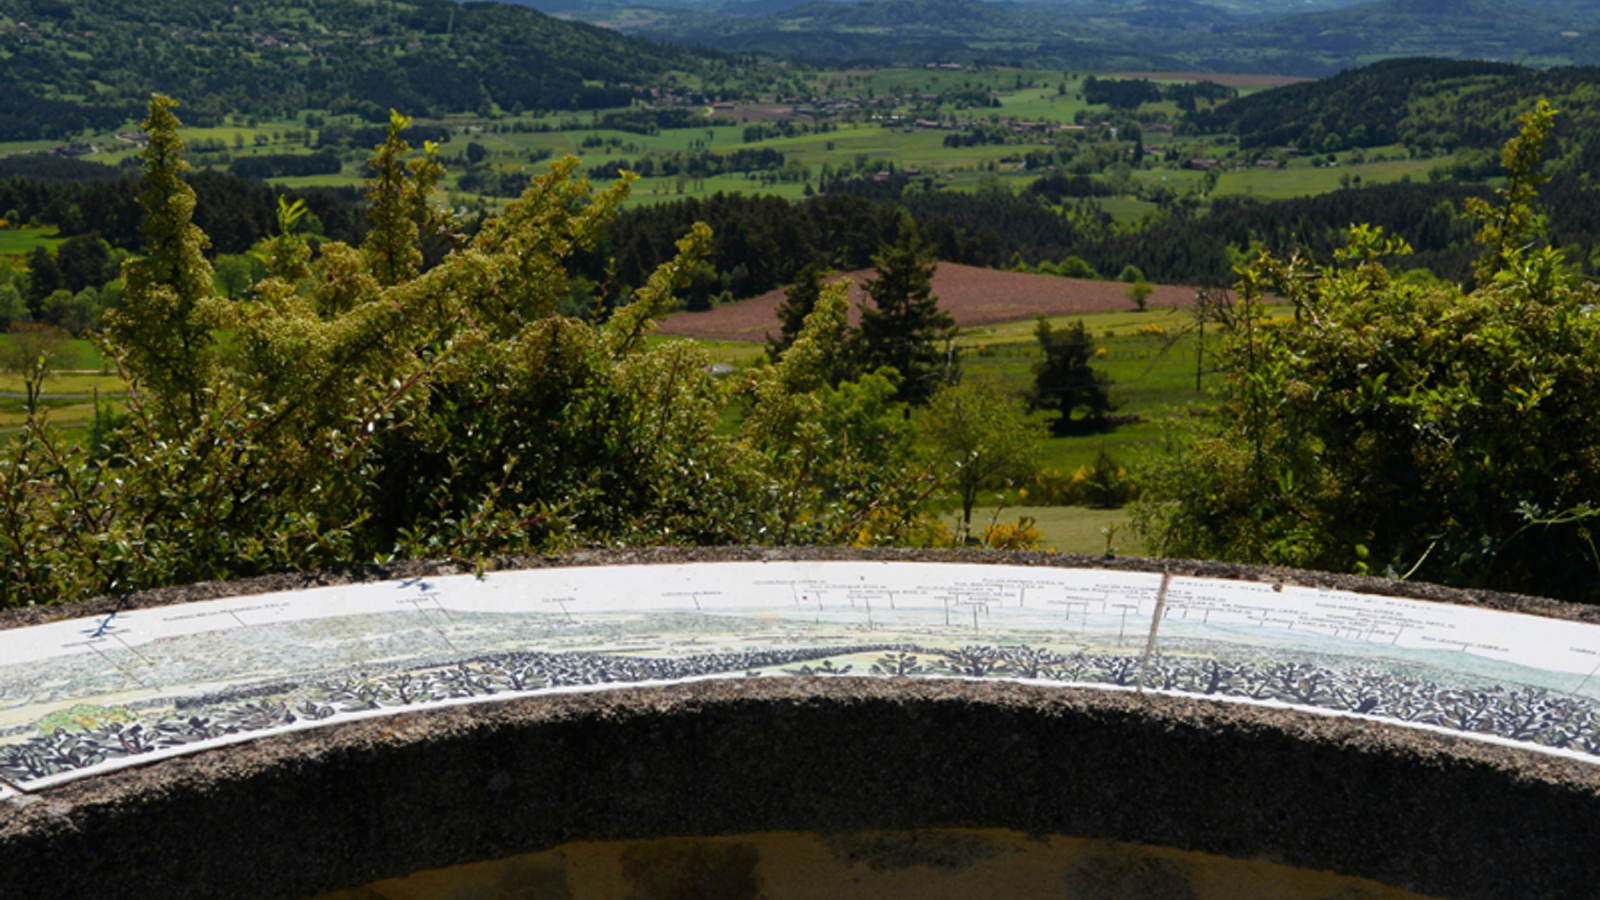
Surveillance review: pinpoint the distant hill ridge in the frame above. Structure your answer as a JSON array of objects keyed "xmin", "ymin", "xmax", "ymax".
[
  {"xmin": 0, "ymin": 0, "xmax": 709, "ymax": 140},
  {"xmin": 1185, "ymin": 57, "xmax": 1600, "ymax": 164},
  {"xmin": 592, "ymin": 0, "xmax": 1600, "ymax": 75}
]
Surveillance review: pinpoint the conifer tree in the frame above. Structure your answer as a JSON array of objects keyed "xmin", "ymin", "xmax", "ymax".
[
  {"xmin": 1029, "ymin": 316, "xmax": 1114, "ymax": 435},
  {"xmin": 22, "ymin": 246, "xmax": 60, "ymax": 317},
  {"xmin": 767, "ymin": 260, "xmax": 827, "ymax": 363},
  {"xmin": 855, "ymin": 219, "xmax": 956, "ymax": 404}
]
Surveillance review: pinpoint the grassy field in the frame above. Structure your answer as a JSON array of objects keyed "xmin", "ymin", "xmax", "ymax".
[
  {"xmin": 0, "ymin": 368, "xmax": 123, "ymax": 393},
  {"xmin": 997, "ymin": 504, "xmax": 1143, "ymax": 556},
  {"xmin": 1, "ymin": 67, "xmax": 1432, "ymax": 225},
  {"xmin": 0, "ymin": 397, "xmax": 108, "ymax": 431},
  {"xmin": 645, "ymin": 334, "xmax": 769, "ymax": 367},
  {"xmin": 1094, "ymin": 197, "xmax": 1159, "ymax": 223},
  {"xmin": 1214, "ymin": 155, "xmax": 1441, "ymax": 199},
  {"xmin": 0, "ymin": 334, "xmax": 106, "ymax": 369},
  {"xmin": 0, "ymin": 334, "xmax": 118, "ymax": 434},
  {"xmin": 0, "ymin": 226, "xmax": 64, "ymax": 257},
  {"xmin": 667, "ymin": 300, "xmax": 1222, "ymax": 550}
]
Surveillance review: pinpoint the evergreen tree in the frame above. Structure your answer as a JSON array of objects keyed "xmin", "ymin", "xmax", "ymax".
[
  {"xmin": 766, "ymin": 261, "xmax": 827, "ymax": 363},
  {"xmin": 1029, "ymin": 316, "xmax": 1114, "ymax": 435},
  {"xmin": 55, "ymin": 234, "xmax": 113, "ymax": 293},
  {"xmin": 855, "ymin": 220, "xmax": 956, "ymax": 404},
  {"xmin": 23, "ymin": 247, "xmax": 60, "ymax": 319}
]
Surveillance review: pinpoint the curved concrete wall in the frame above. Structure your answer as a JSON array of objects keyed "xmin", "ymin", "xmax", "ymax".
[{"xmin": 3, "ymin": 550, "xmax": 1600, "ymax": 899}]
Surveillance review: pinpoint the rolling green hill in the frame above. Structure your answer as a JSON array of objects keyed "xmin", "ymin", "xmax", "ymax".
[
  {"xmin": 1184, "ymin": 57, "xmax": 1600, "ymax": 169},
  {"xmin": 0, "ymin": 0, "xmax": 710, "ymax": 140}
]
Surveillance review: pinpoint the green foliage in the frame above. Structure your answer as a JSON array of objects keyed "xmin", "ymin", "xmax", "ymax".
[
  {"xmin": 0, "ymin": 283, "xmax": 26, "ymax": 328},
  {"xmin": 1055, "ymin": 256, "xmax": 1098, "ymax": 279},
  {"xmin": 1464, "ymin": 99, "xmax": 1557, "ymax": 285},
  {"xmin": 1125, "ymin": 280, "xmax": 1153, "ymax": 312},
  {"xmin": 766, "ymin": 261, "xmax": 828, "ymax": 364},
  {"xmin": 213, "ymin": 253, "xmax": 267, "ymax": 300},
  {"xmin": 1027, "ymin": 452, "xmax": 1138, "ymax": 509},
  {"xmin": 0, "ymin": 0, "xmax": 701, "ymax": 139},
  {"xmin": 105, "ymin": 95, "xmax": 226, "ymax": 432},
  {"xmin": 1080, "ymin": 450, "xmax": 1138, "ymax": 510},
  {"xmin": 740, "ymin": 279, "xmax": 942, "ymax": 545},
  {"xmin": 1135, "ymin": 105, "xmax": 1600, "ymax": 602},
  {"xmin": 1186, "ymin": 59, "xmax": 1600, "ymax": 164},
  {"xmin": 626, "ymin": 0, "xmax": 1598, "ymax": 75},
  {"xmin": 363, "ymin": 111, "xmax": 446, "ymax": 288},
  {"xmin": 855, "ymin": 219, "xmax": 958, "ymax": 405},
  {"xmin": 922, "ymin": 377, "xmax": 1049, "ymax": 537},
  {"xmin": 0, "ymin": 104, "xmax": 967, "ymax": 608},
  {"xmin": 1029, "ymin": 316, "xmax": 1115, "ymax": 436},
  {"xmin": 1, "ymin": 323, "xmax": 67, "ymax": 414},
  {"xmin": 262, "ymin": 198, "xmax": 314, "ymax": 286}
]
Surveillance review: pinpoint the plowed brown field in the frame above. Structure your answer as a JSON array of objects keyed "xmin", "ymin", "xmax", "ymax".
[{"xmin": 658, "ymin": 262, "xmax": 1201, "ymax": 343}]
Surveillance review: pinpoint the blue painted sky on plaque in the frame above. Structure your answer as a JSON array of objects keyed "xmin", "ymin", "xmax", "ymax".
[{"xmin": 3, "ymin": 562, "xmax": 1600, "ymax": 794}]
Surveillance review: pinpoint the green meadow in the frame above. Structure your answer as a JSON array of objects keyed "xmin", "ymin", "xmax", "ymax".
[
  {"xmin": 2, "ymin": 67, "xmax": 1419, "ymax": 225},
  {"xmin": 660, "ymin": 301, "xmax": 1230, "ymax": 552},
  {"xmin": 0, "ymin": 226, "xmax": 64, "ymax": 257},
  {"xmin": 1214, "ymin": 154, "xmax": 1440, "ymax": 199}
]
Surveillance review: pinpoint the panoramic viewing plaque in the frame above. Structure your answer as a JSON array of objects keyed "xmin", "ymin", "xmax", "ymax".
[{"xmin": 4, "ymin": 560, "xmax": 1600, "ymax": 793}]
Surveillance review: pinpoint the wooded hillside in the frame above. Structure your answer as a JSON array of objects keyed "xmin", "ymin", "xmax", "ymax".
[{"xmin": 0, "ymin": 0, "xmax": 703, "ymax": 139}]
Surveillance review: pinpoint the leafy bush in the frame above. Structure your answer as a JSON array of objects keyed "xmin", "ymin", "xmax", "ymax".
[
  {"xmin": 1028, "ymin": 452, "xmax": 1138, "ymax": 509},
  {"xmin": 1135, "ymin": 101, "xmax": 1600, "ymax": 602},
  {"xmin": 0, "ymin": 97, "xmax": 957, "ymax": 608},
  {"xmin": 981, "ymin": 516, "xmax": 1042, "ymax": 551}
]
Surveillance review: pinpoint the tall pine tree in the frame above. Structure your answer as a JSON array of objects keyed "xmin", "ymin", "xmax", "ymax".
[
  {"xmin": 855, "ymin": 219, "xmax": 956, "ymax": 404},
  {"xmin": 22, "ymin": 246, "xmax": 60, "ymax": 319}
]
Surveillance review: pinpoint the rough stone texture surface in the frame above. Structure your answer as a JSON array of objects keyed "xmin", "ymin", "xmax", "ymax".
[
  {"xmin": 4, "ymin": 549, "xmax": 1600, "ymax": 900},
  {"xmin": 5, "ymin": 680, "xmax": 1600, "ymax": 900}
]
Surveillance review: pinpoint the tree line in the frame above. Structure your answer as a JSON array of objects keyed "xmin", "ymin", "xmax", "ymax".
[
  {"xmin": 1, "ymin": 168, "xmax": 367, "ymax": 256},
  {"xmin": 586, "ymin": 147, "xmax": 791, "ymax": 181},
  {"xmin": 1082, "ymin": 77, "xmax": 1234, "ymax": 111},
  {"xmin": 10, "ymin": 152, "xmax": 1598, "ymax": 331},
  {"xmin": 588, "ymin": 165, "xmax": 1600, "ymax": 307}
]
